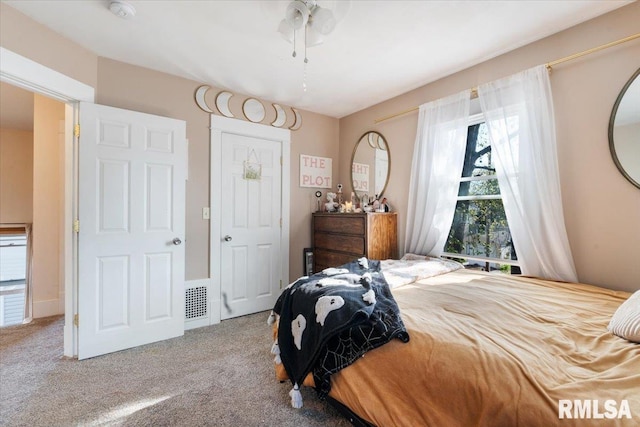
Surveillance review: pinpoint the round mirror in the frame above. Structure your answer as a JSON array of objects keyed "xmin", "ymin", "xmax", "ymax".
[
  {"xmin": 242, "ymin": 98, "xmax": 265, "ymax": 123},
  {"xmin": 351, "ymin": 131, "xmax": 390, "ymax": 198},
  {"xmin": 609, "ymin": 68, "xmax": 640, "ymax": 189}
]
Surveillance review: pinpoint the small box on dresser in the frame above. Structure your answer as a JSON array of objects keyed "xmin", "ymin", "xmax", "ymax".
[{"xmin": 312, "ymin": 212, "xmax": 398, "ymax": 273}]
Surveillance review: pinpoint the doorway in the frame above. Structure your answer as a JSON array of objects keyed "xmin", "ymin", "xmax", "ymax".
[
  {"xmin": 0, "ymin": 82, "xmax": 67, "ymax": 327},
  {"xmin": 1, "ymin": 46, "xmax": 95, "ymax": 356}
]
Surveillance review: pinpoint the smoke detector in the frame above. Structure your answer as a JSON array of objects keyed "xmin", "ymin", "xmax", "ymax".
[{"xmin": 109, "ymin": 1, "xmax": 136, "ymax": 19}]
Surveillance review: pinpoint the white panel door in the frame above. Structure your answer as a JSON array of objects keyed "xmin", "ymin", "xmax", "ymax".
[
  {"xmin": 211, "ymin": 116, "xmax": 290, "ymax": 321},
  {"xmin": 77, "ymin": 102, "xmax": 186, "ymax": 360}
]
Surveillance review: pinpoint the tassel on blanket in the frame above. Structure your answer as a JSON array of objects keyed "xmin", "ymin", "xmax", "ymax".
[
  {"xmin": 271, "ymin": 340, "xmax": 282, "ymax": 364},
  {"xmin": 362, "ymin": 289, "xmax": 376, "ymax": 305},
  {"xmin": 267, "ymin": 310, "xmax": 277, "ymax": 326},
  {"xmin": 358, "ymin": 257, "xmax": 369, "ymax": 270},
  {"xmin": 289, "ymin": 383, "xmax": 303, "ymax": 408},
  {"xmin": 360, "ymin": 272, "xmax": 373, "ymax": 288}
]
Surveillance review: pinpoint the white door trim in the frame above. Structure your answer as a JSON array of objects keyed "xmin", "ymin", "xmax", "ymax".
[
  {"xmin": 0, "ymin": 47, "xmax": 94, "ymax": 103},
  {"xmin": 0, "ymin": 47, "xmax": 95, "ymax": 357},
  {"xmin": 209, "ymin": 115, "xmax": 290, "ymax": 324}
]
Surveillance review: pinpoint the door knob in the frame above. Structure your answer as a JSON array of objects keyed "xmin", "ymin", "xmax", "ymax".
[
  {"xmin": 172, "ymin": 237, "xmax": 182, "ymax": 245},
  {"xmin": 224, "ymin": 235, "xmax": 232, "ymax": 242}
]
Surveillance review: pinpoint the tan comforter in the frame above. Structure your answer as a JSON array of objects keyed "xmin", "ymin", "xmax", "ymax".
[{"xmin": 323, "ymin": 270, "xmax": 640, "ymax": 426}]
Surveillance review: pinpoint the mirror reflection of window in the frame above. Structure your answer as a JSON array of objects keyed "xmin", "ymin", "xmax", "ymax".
[{"xmin": 374, "ymin": 147, "xmax": 388, "ymax": 195}]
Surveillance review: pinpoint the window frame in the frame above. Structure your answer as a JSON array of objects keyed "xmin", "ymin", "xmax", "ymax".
[{"xmin": 442, "ymin": 113, "xmax": 520, "ymax": 269}]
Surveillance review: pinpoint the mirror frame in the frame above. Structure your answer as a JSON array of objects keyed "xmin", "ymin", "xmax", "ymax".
[
  {"xmin": 215, "ymin": 91, "xmax": 234, "ymax": 118},
  {"xmin": 350, "ymin": 130, "xmax": 391, "ymax": 198},
  {"xmin": 608, "ymin": 67, "xmax": 640, "ymax": 189},
  {"xmin": 242, "ymin": 98, "xmax": 266, "ymax": 123}
]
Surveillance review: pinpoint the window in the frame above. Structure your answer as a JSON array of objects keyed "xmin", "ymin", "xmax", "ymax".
[{"xmin": 443, "ymin": 115, "xmax": 520, "ymax": 273}]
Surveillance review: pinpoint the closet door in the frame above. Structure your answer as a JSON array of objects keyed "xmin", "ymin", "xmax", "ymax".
[{"xmin": 210, "ymin": 116, "xmax": 290, "ymax": 321}]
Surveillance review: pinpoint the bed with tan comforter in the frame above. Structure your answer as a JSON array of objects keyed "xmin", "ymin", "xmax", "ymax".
[{"xmin": 273, "ymin": 262, "xmax": 639, "ymax": 426}]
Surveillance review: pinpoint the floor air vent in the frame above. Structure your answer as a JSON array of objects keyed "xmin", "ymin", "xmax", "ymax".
[{"xmin": 185, "ymin": 286, "xmax": 207, "ymax": 319}]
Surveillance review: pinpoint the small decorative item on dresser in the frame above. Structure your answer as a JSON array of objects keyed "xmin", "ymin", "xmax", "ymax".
[
  {"xmin": 380, "ymin": 197, "xmax": 391, "ymax": 212},
  {"xmin": 336, "ymin": 183, "xmax": 344, "ymax": 205},
  {"xmin": 315, "ymin": 190, "xmax": 323, "ymax": 212},
  {"xmin": 325, "ymin": 192, "xmax": 337, "ymax": 212},
  {"xmin": 372, "ymin": 195, "xmax": 380, "ymax": 212}
]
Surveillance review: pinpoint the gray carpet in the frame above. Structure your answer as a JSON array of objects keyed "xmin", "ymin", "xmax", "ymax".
[{"xmin": 0, "ymin": 313, "xmax": 351, "ymax": 427}]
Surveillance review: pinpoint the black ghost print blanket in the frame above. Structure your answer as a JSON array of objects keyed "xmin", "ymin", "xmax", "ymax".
[{"xmin": 269, "ymin": 257, "xmax": 409, "ymax": 408}]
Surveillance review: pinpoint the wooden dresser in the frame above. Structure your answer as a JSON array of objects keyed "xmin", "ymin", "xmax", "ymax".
[{"xmin": 312, "ymin": 212, "xmax": 398, "ymax": 273}]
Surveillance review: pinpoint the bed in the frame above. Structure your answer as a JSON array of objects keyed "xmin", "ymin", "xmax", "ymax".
[{"xmin": 270, "ymin": 256, "xmax": 640, "ymax": 426}]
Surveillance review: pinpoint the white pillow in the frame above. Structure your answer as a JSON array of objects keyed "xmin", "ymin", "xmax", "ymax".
[{"xmin": 608, "ymin": 290, "xmax": 640, "ymax": 343}]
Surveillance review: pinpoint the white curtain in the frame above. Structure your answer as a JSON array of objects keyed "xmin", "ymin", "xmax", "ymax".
[
  {"xmin": 478, "ymin": 65, "xmax": 578, "ymax": 282},
  {"xmin": 405, "ymin": 90, "xmax": 470, "ymax": 256}
]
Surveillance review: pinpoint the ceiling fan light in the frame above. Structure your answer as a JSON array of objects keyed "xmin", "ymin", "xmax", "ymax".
[
  {"xmin": 310, "ymin": 7, "xmax": 336, "ymax": 35},
  {"xmin": 285, "ymin": 1, "xmax": 309, "ymax": 30},
  {"xmin": 306, "ymin": 27, "xmax": 324, "ymax": 47},
  {"xmin": 277, "ymin": 19, "xmax": 294, "ymax": 43}
]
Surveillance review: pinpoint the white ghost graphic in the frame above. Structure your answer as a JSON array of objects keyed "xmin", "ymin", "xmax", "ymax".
[
  {"xmin": 291, "ymin": 314, "xmax": 307, "ymax": 350},
  {"xmin": 317, "ymin": 278, "xmax": 362, "ymax": 288},
  {"xmin": 362, "ymin": 289, "xmax": 376, "ymax": 305},
  {"xmin": 358, "ymin": 257, "xmax": 369, "ymax": 269},
  {"xmin": 322, "ymin": 267, "xmax": 349, "ymax": 276},
  {"xmin": 315, "ymin": 295, "xmax": 345, "ymax": 326}
]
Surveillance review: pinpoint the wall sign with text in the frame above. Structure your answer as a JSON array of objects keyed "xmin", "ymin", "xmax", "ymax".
[
  {"xmin": 352, "ymin": 162, "xmax": 370, "ymax": 192},
  {"xmin": 300, "ymin": 154, "xmax": 332, "ymax": 188}
]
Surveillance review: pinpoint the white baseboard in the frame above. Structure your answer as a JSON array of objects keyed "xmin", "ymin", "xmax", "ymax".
[{"xmin": 33, "ymin": 298, "xmax": 63, "ymax": 318}]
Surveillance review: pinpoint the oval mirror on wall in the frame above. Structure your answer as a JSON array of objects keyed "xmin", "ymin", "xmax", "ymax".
[
  {"xmin": 609, "ymin": 67, "xmax": 640, "ymax": 189},
  {"xmin": 351, "ymin": 131, "xmax": 390, "ymax": 198}
]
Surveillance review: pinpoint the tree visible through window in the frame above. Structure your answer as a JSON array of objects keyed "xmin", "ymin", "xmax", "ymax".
[{"xmin": 444, "ymin": 119, "xmax": 519, "ymax": 273}]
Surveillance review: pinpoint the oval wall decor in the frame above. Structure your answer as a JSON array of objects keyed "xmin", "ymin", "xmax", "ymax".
[
  {"xmin": 194, "ymin": 85, "xmax": 214, "ymax": 113},
  {"xmin": 271, "ymin": 103, "xmax": 287, "ymax": 128},
  {"xmin": 289, "ymin": 108, "xmax": 302, "ymax": 131},
  {"xmin": 215, "ymin": 91, "xmax": 235, "ymax": 118}
]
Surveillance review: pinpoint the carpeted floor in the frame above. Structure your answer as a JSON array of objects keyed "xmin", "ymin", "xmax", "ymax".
[{"xmin": 0, "ymin": 313, "xmax": 351, "ymax": 427}]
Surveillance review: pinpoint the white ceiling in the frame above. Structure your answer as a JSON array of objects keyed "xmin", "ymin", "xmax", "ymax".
[{"xmin": 2, "ymin": 0, "xmax": 632, "ymax": 118}]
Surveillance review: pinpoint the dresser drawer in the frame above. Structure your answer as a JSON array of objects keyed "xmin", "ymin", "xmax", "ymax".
[
  {"xmin": 314, "ymin": 249, "xmax": 361, "ymax": 272},
  {"xmin": 314, "ymin": 215, "xmax": 365, "ymax": 235},
  {"xmin": 311, "ymin": 212, "xmax": 397, "ymax": 273},
  {"xmin": 314, "ymin": 233, "xmax": 365, "ymax": 255}
]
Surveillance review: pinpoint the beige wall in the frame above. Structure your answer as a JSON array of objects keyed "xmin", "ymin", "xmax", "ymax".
[
  {"xmin": 338, "ymin": 3, "xmax": 640, "ymax": 292},
  {"xmin": 0, "ymin": 128, "xmax": 34, "ymax": 223},
  {"xmin": 96, "ymin": 58, "xmax": 211, "ymax": 280},
  {"xmin": 96, "ymin": 58, "xmax": 340, "ymax": 281},
  {"xmin": 2, "ymin": 2, "xmax": 637, "ymax": 292},
  {"xmin": 32, "ymin": 94, "xmax": 65, "ymax": 317},
  {"xmin": 1, "ymin": 3, "xmax": 340, "ymax": 283},
  {"xmin": 289, "ymin": 111, "xmax": 340, "ymax": 279},
  {"xmin": 0, "ymin": 3, "xmax": 98, "ymax": 89}
]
